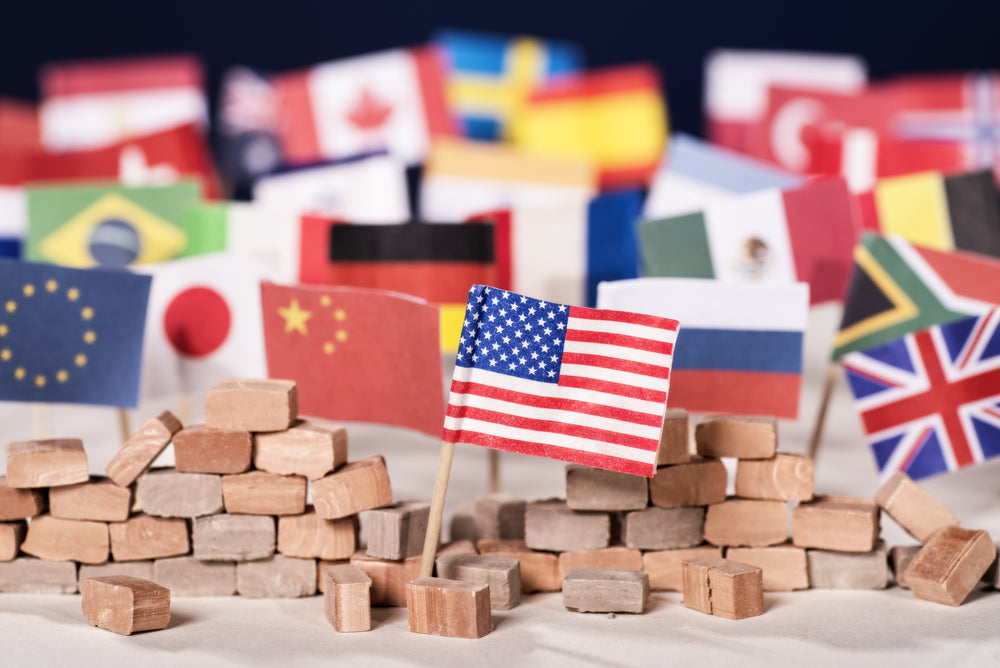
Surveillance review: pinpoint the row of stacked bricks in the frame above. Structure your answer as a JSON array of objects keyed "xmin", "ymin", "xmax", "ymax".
[{"xmin": 0, "ymin": 378, "xmax": 446, "ymax": 611}]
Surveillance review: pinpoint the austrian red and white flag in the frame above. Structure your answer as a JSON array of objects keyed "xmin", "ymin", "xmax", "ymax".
[
  {"xmin": 139, "ymin": 253, "xmax": 268, "ymax": 400},
  {"xmin": 272, "ymin": 47, "xmax": 455, "ymax": 166}
]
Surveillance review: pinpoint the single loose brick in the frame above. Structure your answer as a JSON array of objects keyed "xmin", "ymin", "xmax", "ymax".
[
  {"xmin": 173, "ymin": 425, "xmax": 253, "ymax": 474},
  {"xmin": 350, "ymin": 551, "xmax": 421, "ymax": 606},
  {"xmin": 0, "ymin": 476, "xmax": 45, "ymax": 520},
  {"xmin": 695, "ymin": 415, "xmax": 777, "ymax": 459},
  {"xmin": 562, "ymin": 568, "xmax": 649, "ymax": 614},
  {"xmin": 726, "ymin": 544, "xmax": 808, "ymax": 591},
  {"xmin": 524, "ymin": 500, "xmax": 610, "ymax": 552},
  {"xmin": 312, "ymin": 456, "xmax": 392, "ymax": 520},
  {"xmin": 21, "ymin": 515, "xmax": 108, "ymax": 564},
  {"xmin": 105, "ymin": 411, "xmax": 182, "ymax": 487},
  {"xmin": 204, "ymin": 378, "xmax": 297, "ymax": 432},
  {"xmin": 649, "ymin": 458, "xmax": 727, "ymax": 508},
  {"xmin": 904, "ymin": 526, "xmax": 996, "ymax": 606},
  {"xmin": 192, "ymin": 514, "xmax": 275, "ymax": 562},
  {"xmin": 565, "ymin": 465, "xmax": 648, "ymax": 511},
  {"xmin": 363, "ymin": 501, "xmax": 430, "ymax": 560},
  {"xmin": 642, "ymin": 546, "xmax": 722, "ymax": 591},
  {"xmin": 874, "ymin": 471, "xmax": 960, "ymax": 542},
  {"xmin": 807, "ymin": 542, "xmax": 889, "ymax": 589},
  {"xmin": 623, "ymin": 506, "xmax": 704, "ymax": 550},
  {"xmin": 153, "ymin": 556, "xmax": 236, "ymax": 596},
  {"xmin": 254, "ymin": 420, "xmax": 347, "ymax": 480},
  {"xmin": 6, "ymin": 439, "xmax": 88, "ymax": 488},
  {"xmin": 436, "ymin": 553, "xmax": 522, "ymax": 610},
  {"xmin": 221, "ymin": 471, "xmax": 307, "ymax": 516},
  {"xmin": 236, "ymin": 554, "xmax": 316, "ymax": 598},
  {"xmin": 889, "ymin": 544, "xmax": 922, "ymax": 589},
  {"xmin": 49, "ymin": 477, "xmax": 132, "ymax": 522},
  {"xmin": 406, "ymin": 577, "xmax": 492, "ymax": 639},
  {"xmin": 792, "ymin": 495, "xmax": 879, "ymax": 552},
  {"xmin": 109, "ymin": 514, "xmax": 189, "ymax": 561},
  {"xmin": 682, "ymin": 557, "xmax": 764, "ymax": 620},
  {"xmin": 135, "ymin": 469, "xmax": 223, "ymax": 518},
  {"xmin": 473, "ymin": 493, "xmax": 525, "ymax": 540},
  {"xmin": 0, "ymin": 557, "xmax": 77, "ymax": 593},
  {"xmin": 81, "ymin": 575, "xmax": 170, "ymax": 635},
  {"xmin": 657, "ymin": 408, "xmax": 690, "ymax": 465},
  {"xmin": 449, "ymin": 501, "xmax": 479, "ymax": 543},
  {"xmin": 0, "ymin": 521, "xmax": 26, "ymax": 561},
  {"xmin": 277, "ymin": 508, "xmax": 356, "ymax": 560},
  {"xmin": 322, "ymin": 564, "xmax": 372, "ymax": 632},
  {"xmin": 476, "ymin": 539, "xmax": 561, "ymax": 593},
  {"xmin": 558, "ymin": 547, "xmax": 642, "ymax": 583},
  {"xmin": 704, "ymin": 499, "xmax": 788, "ymax": 547},
  {"xmin": 734, "ymin": 454, "xmax": 814, "ymax": 501}
]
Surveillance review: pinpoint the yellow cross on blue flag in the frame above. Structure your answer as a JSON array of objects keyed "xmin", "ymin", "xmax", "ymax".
[{"xmin": 0, "ymin": 260, "xmax": 151, "ymax": 407}]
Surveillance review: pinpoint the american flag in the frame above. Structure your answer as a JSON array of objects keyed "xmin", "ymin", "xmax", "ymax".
[
  {"xmin": 843, "ymin": 307, "xmax": 1000, "ymax": 481},
  {"xmin": 443, "ymin": 285, "xmax": 679, "ymax": 477}
]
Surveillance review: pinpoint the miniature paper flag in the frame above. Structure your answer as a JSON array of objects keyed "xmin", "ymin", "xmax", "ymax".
[
  {"xmin": 216, "ymin": 65, "xmax": 282, "ymax": 197},
  {"xmin": 420, "ymin": 139, "xmax": 596, "ymax": 222},
  {"xmin": 586, "ymin": 190, "xmax": 642, "ymax": 307},
  {"xmin": 642, "ymin": 133, "xmax": 801, "ymax": 220},
  {"xmin": 271, "ymin": 47, "xmax": 455, "ymax": 166},
  {"xmin": 0, "ymin": 259, "xmax": 150, "ymax": 407},
  {"xmin": 833, "ymin": 234, "xmax": 1000, "ymax": 360},
  {"xmin": 843, "ymin": 308, "xmax": 1000, "ymax": 481},
  {"xmin": 138, "ymin": 253, "xmax": 269, "ymax": 401},
  {"xmin": 298, "ymin": 217, "xmax": 497, "ymax": 351},
  {"xmin": 39, "ymin": 55, "xmax": 207, "ymax": 151},
  {"xmin": 262, "ymin": 281, "xmax": 444, "ymax": 437},
  {"xmin": 444, "ymin": 284, "xmax": 679, "ymax": 477},
  {"xmin": 597, "ymin": 278, "xmax": 808, "ymax": 418},
  {"xmin": 433, "ymin": 29, "xmax": 582, "ymax": 141},
  {"xmin": 25, "ymin": 182, "xmax": 201, "ymax": 269},
  {"xmin": 511, "ymin": 64, "xmax": 668, "ymax": 189},
  {"xmin": 0, "ymin": 98, "xmax": 40, "ymax": 150},
  {"xmin": 0, "ymin": 186, "xmax": 24, "ymax": 258},
  {"xmin": 856, "ymin": 170, "xmax": 1000, "ymax": 257},
  {"xmin": 639, "ymin": 177, "xmax": 857, "ymax": 304}
]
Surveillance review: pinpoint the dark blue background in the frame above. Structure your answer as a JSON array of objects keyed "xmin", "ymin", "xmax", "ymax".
[{"xmin": 1, "ymin": 0, "xmax": 998, "ymax": 136}]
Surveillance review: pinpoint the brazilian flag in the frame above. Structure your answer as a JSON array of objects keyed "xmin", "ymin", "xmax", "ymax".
[{"xmin": 25, "ymin": 182, "xmax": 201, "ymax": 269}]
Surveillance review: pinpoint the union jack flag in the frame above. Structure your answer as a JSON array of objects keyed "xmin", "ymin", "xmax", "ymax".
[{"xmin": 843, "ymin": 308, "xmax": 1000, "ymax": 481}]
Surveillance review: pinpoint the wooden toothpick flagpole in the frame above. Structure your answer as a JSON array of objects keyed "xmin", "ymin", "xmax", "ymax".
[
  {"xmin": 117, "ymin": 408, "xmax": 132, "ymax": 443},
  {"xmin": 488, "ymin": 449, "xmax": 501, "ymax": 493},
  {"xmin": 420, "ymin": 441, "xmax": 456, "ymax": 578},
  {"xmin": 808, "ymin": 362, "xmax": 841, "ymax": 461}
]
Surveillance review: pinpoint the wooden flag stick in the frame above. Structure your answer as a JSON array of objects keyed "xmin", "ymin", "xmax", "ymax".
[
  {"xmin": 488, "ymin": 449, "xmax": 501, "ymax": 493},
  {"xmin": 808, "ymin": 362, "xmax": 841, "ymax": 461},
  {"xmin": 117, "ymin": 409, "xmax": 132, "ymax": 444},
  {"xmin": 32, "ymin": 404, "xmax": 51, "ymax": 439},
  {"xmin": 176, "ymin": 392, "xmax": 194, "ymax": 426},
  {"xmin": 420, "ymin": 440, "xmax": 456, "ymax": 578}
]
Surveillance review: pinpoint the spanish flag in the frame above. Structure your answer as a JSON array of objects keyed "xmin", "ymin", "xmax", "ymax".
[{"xmin": 510, "ymin": 64, "xmax": 668, "ymax": 189}]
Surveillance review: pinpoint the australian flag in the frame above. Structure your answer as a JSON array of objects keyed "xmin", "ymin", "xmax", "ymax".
[{"xmin": 843, "ymin": 307, "xmax": 1000, "ymax": 480}]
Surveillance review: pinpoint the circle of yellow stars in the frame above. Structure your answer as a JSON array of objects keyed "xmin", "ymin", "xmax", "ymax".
[
  {"xmin": 1, "ymin": 279, "xmax": 95, "ymax": 388},
  {"xmin": 277, "ymin": 294, "xmax": 347, "ymax": 355}
]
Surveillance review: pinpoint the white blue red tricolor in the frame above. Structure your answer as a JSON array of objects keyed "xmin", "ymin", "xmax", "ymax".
[{"xmin": 443, "ymin": 285, "xmax": 679, "ymax": 477}]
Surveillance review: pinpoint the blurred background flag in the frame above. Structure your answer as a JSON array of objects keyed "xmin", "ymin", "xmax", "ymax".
[
  {"xmin": 0, "ymin": 98, "xmax": 40, "ymax": 150},
  {"xmin": 586, "ymin": 189, "xmax": 642, "ymax": 307},
  {"xmin": 843, "ymin": 308, "xmax": 1000, "ymax": 481},
  {"xmin": 216, "ymin": 65, "xmax": 282, "ymax": 198},
  {"xmin": 262, "ymin": 281, "xmax": 444, "ymax": 437},
  {"xmin": 0, "ymin": 260, "xmax": 150, "ymax": 406},
  {"xmin": 598, "ymin": 277, "xmax": 809, "ymax": 418},
  {"xmin": 433, "ymin": 29, "xmax": 582, "ymax": 141}
]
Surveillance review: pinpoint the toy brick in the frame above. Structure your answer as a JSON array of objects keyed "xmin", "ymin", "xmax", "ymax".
[
  {"xmin": 0, "ymin": 520, "xmax": 26, "ymax": 561},
  {"xmin": 277, "ymin": 508, "xmax": 356, "ymax": 560},
  {"xmin": 350, "ymin": 550, "xmax": 421, "ymax": 606},
  {"xmin": 221, "ymin": 471, "xmax": 307, "ymax": 516},
  {"xmin": 562, "ymin": 568, "xmax": 649, "ymax": 614},
  {"xmin": 0, "ymin": 557, "xmax": 77, "ymax": 593},
  {"xmin": 889, "ymin": 544, "xmax": 922, "ymax": 589},
  {"xmin": 6, "ymin": 438, "xmax": 88, "ymax": 488},
  {"xmin": 153, "ymin": 556, "xmax": 237, "ymax": 596},
  {"xmin": 792, "ymin": 495, "xmax": 880, "ymax": 552},
  {"xmin": 438, "ymin": 540, "xmax": 478, "ymax": 556},
  {"xmin": 79, "ymin": 561, "xmax": 154, "ymax": 583},
  {"xmin": 322, "ymin": 563, "xmax": 372, "ymax": 632},
  {"xmin": 623, "ymin": 506, "xmax": 705, "ymax": 550},
  {"xmin": 807, "ymin": 541, "xmax": 889, "ymax": 589},
  {"xmin": 694, "ymin": 415, "xmax": 777, "ymax": 459},
  {"xmin": 204, "ymin": 378, "xmax": 297, "ymax": 432},
  {"xmin": 558, "ymin": 547, "xmax": 642, "ymax": 583},
  {"xmin": 704, "ymin": 499, "xmax": 788, "ymax": 547},
  {"xmin": 642, "ymin": 546, "xmax": 722, "ymax": 591},
  {"xmin": 449, "ymin": 501, "xmax": 479, "ymax": 543},
  {"xmin": 316, "ymin": 559, "xmax": 350, "ymax": 593},
  {"xmin": 904, "ymin": 527, "xmax": 996, "ymax": 606},
  {"xmin": 983, "ymin": 542, "xmax": 1000, "ymax": 589},
  {"xmin": 565, "ymin": 465, "xmax": 648, "ymax": 512},
  {"xmin": 734, "ymin": 454, "xmax": 814, "ymax": 501},
  {"xmin": 192, "ymin": 514, "xmax": 275, "ymax": 562},
  {"xmin": 657, "ymin": 408, "xmax": 690, "ymax": 465},
  {"xmin": 81, "ymin": 575, "xmax": 170, "ymax": 635},
  {"xmin": 725, "ymin": 544, "xmax": 809, "ymax": 591},
  {"xmin": 649, "ymin": 458, "xmax": 727, "ymax": 508},
  {"xmin": 135, "ymin": 469, "xmax": 223, "ymax": 518},
  {"xmin": 109, "ymin": 514, "xmax": 189, "ymax": 561},
  {"xmin": 105, "ymin": 411, "xmax": 182, "ymax": 487},
  {"xmin": 236, "ymin": 554, "xmax": 317, "ymax": 598},
  {"xmin": 363, "ymin": 501, "xmax": 430, "ymax": 561},
  {"xmin": 49, "ymin": 477, "xmax": 132, "ymax": 522},
  {"xmin": 253, "ymin": 420, "xmax": 348, "ymax": 480},
  {"xmin": 476, "ymin": 539, "xmax": 561, "ymax": 593},
  {"xmin": 473, "ymin": 493, "xmax": 525, "ymax": 540},
  {"xmin": 874, "ymin": 471, "xmax": 960, "ymax": 542},
  {"xmin": 406, "ymin": 577, "xmax": 492, "ymax": 639},
  {"xmin": 435, "ymin": 553, "xmax": 522, "ymax": 610},
  {"xmin": 0, "ymin": 476, "xmax": 46, "ymax": 520},
  {"xmin": 21, "ymin": 515, "xmax": 108, "ymax": 564},
  {"xmin": 173, "ymin": 425, "xmax": 253, "ymax": 475},
  {"xmin": 312, "ymin": 455, "xmax": 392, "ymax": 520},
  {"xmin": 682, "ymin": 557, "xmax": 764, "ymax": 619},
  {"xmin": 524, "ymin": 500, "xmax": 610, "ymax": 552}
]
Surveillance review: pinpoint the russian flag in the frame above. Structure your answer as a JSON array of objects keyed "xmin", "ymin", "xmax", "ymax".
[{"xmin": 597, "ymin": 278, "xmax": 809, "ymax": 418}]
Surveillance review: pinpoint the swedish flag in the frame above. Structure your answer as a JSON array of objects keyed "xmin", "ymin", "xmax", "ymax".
[
  {"xmin": 0, "ymin": 260, "xmax": 150, "ymax": 406},
  {"xmin": 25, "ymin": 182, "xmax": 200, "ymax": 269}
]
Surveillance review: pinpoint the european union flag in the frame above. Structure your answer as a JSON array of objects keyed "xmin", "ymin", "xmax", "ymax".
[{"xmin": 0, "ymin": 260, "xmax": 151, "ymax": 407}]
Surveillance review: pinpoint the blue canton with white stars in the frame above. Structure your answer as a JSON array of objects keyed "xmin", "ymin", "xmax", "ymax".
[{"xmin": 455, "ymin": 285, "xmax": 570, "ymax": 384}]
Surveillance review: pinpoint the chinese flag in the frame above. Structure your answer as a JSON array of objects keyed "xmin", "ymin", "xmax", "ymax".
[{"xmin": 261, "ymin": 282, "xmax": 444, "ymax": 438}]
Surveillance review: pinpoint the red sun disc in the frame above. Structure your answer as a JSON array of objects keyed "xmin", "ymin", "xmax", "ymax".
[{"xmin": 163, "ymin": 287, "xmax": 231, "ymax": 358}]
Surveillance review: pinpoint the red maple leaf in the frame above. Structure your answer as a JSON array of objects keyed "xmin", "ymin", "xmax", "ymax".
[{"xmin": 346, "ymin": 88, "xmax": 393, "ymax": 132}]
